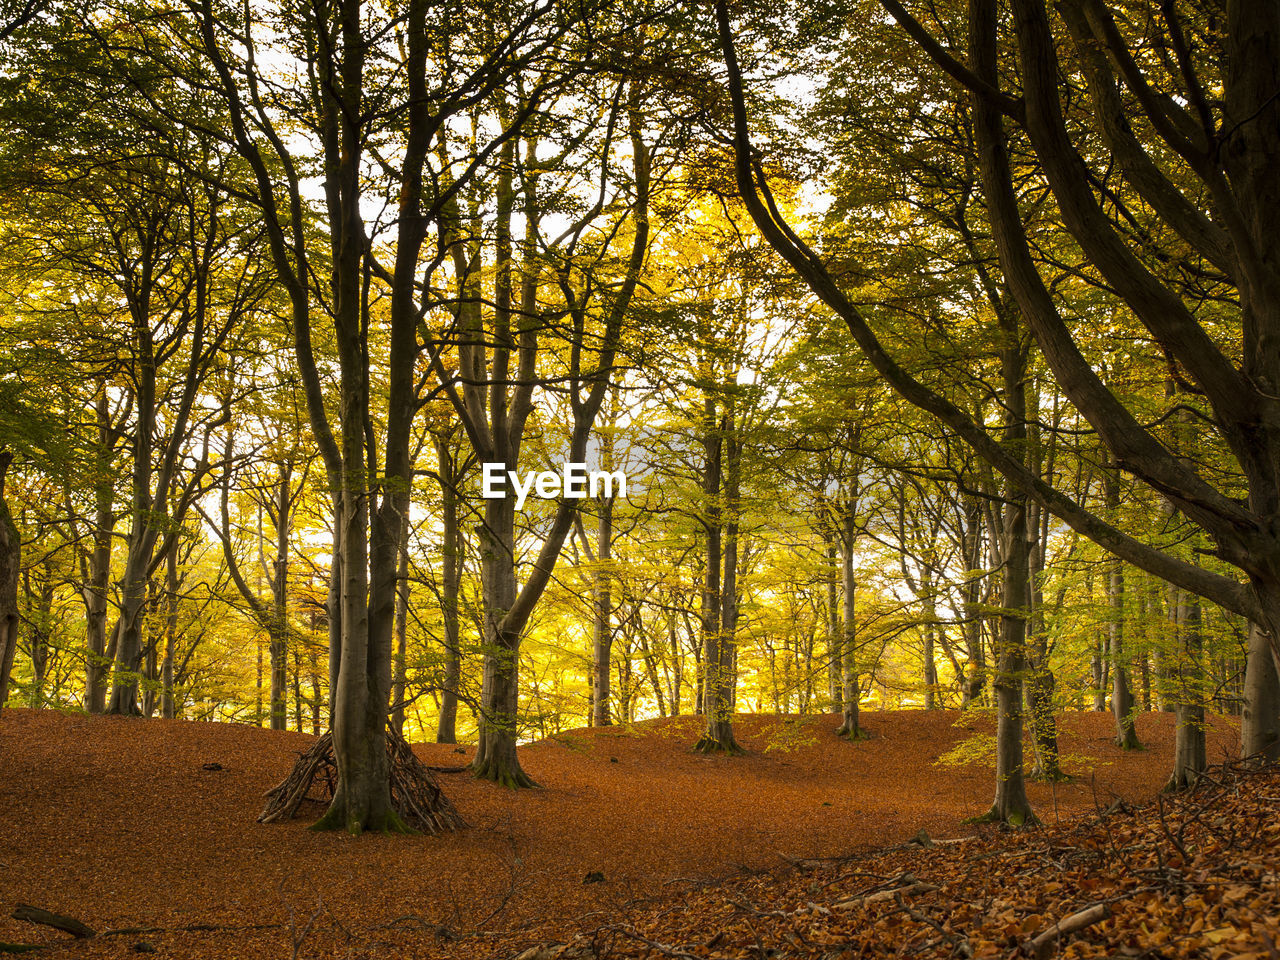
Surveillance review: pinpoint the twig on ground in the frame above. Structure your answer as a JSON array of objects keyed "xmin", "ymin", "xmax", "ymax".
[
  {"xmin": 1025, "ymin": 903, "xmax": 1109, "ymax": 959},
  {"xmin": 598, "ymin": 925, "xmax": 702, "ymax": 960},
  {"xmin": 288, "ymin": 898, "xmax": 325, "ymax": 960},
  {"xmin": 11, "ymin": 905, "xmax": 94, "ymax": 939}
]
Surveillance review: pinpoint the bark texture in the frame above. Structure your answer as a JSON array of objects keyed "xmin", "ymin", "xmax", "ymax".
[
  {"xmin": 1167, "ymin": 592, "xmax": 1206, "ymax": 790},
  {"xmin": 0, "ymin": 453, "xmax": 19, "ymax": 709},
  {"xmin": 834, "ymin": 500, "xmax": 863, "ymax": 740}
]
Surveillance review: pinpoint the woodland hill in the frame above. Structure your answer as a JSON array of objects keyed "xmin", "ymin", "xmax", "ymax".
[{"xmin": 0, "ymin": 708, "xmax": 1260, "ymax": 959}]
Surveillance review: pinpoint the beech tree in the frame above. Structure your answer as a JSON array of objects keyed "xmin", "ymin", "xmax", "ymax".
[
  {"xmin": 713, "ymin": 0, "xmax": 1280, "ymax": 821},
  {"xmin": 431, "ymin": 84, "xmax": 653, "ymax": 785},
  {"xmin": 204, "ymin": 386, "xmax": 313, "ymax": 732},
  {"xmin": 0, "ymin": 451, "xmax": 17, "ymax": 707},
  {"xmin": 157, "ymin": 0, "xmax": 599, "ymax": 827}
]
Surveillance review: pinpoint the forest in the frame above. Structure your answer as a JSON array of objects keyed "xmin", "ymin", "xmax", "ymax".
[{"xmin": 1, "ymin": 0, "xmax": 1280, "ymax": 956}]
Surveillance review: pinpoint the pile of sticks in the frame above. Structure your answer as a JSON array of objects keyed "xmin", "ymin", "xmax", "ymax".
[{"xmin": 258, "ymin": 728, "xmax": 466, "ymax": 834}]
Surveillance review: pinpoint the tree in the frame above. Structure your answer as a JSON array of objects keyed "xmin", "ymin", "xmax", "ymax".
[
  {"xmin": 0, "ymin": 451, "xmax": 18, "ymax": 708},
  {"xmin": 589, "ymin": 389, "xmax": 619, "ymax": 728},
  {"xmin": 427, "ymin": 427, "xmax": 469, "ymax": 744},
  {"xmin": 429, "ymin": 75, "xmax": 654, "ymax": 785},
  {"xmin": 0, "ymin": 369, "xmax": 72, "ymax": 712},
  {"xmin": 174, "ymin": 0, "xmax": 581, "ymax": 828},
  {"xmin": 713, "ymin": 0, "xmax": 1280, "ymax": 822},
  {"xmin": 204, "ymin": 388, "xmax": 313, "ymax": 732}
]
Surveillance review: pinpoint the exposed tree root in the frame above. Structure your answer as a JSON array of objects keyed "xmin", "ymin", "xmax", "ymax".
[
  {"xmin": 259, "ymin": 728, "xmax": 466, "ymax": 834},
  {"xmin": 470, "ymin": 751, "xmax": 538, "ymax": 789},
  {"xmin": 308, "ymin": 795, "xmax": 417, "ymax": 835},
  {"xmin": 835, "ymin": 724, "xmax": 870, "ymax": 742},
  {"xmin": 964, "ymin": 804, "xmax": 1039, "ymax": 828},
  {"xmin": 692, "ymin": 734, "xmax": 743, "ymax": 755}
]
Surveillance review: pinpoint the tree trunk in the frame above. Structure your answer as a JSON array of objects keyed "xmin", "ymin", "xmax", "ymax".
[
  {"xmin": 106, "ymin": 559, "xmax": 151, "ymax": 716},
  {"xmin": 636, "ymin": 623, "xmax": 667, "ymax": 717},
  {"xmin": 825, "ymin": 532, "xmax": 842, "ymax": 712},
  {"xmin": 976, "ymin": 96, "xmax": 1036, "ymax": 820},
  {"xmin": 161, "ymin": 547, "xmax": 178, "ymax": 719},
  {"xmin": 1090, "ymin": 634, "xmax": 1107, "ymax": 710},
  {"xmin": 1025, "ymin": 551, "xmax": 1062, "ymax": 779},
  {"xmin": 835, "ymin": 499, "xmax": 862, "ymax": 740},
  {"xmin": 473, "ymin": 491, "xmax": 535, "ymax": 786},
  {"xmin": 293, "ymin": 645, "xmax": 303, "ymax": 731},
  {"xmin": 107, "ymin": 402, "xmax": 157, "ymax": 717},
  {"xmin": 309, "ymin": 649, "xmax": 322, "ymax": 736},
  {"xmin": 270, "ymin": 465, "xmax": 291, "ymax": 731},
  {"xmin": 716, "ymin": 412, "xmax": 740, "ymax": 738},
  {"xmin": 390, "ymin": 508, "xmax": 410, "ymax": 738},
  {"xmin": 256, "ymin": 639, "xmax": 264, "ymax": 725},
  {"xmin": 0, "ymin": 453, "xmax": 20, "ymax": 710},
  {"xmin": 591, "ymin": 423, "xmax": 615, "ymax": 727},
  {"xmin": 312, "ymin": 28, "xmax": 407, "ymax": 828},
  {"xmin": 142, "ymin": 581, "xmax": 159, "ymax": 718},
  {"xmin": 1242, "ymin": 621, "xmax": 1280, "ymax": 760},
  {"xmin": 691, "ymin": 619, "xmax": 704, "ymax": 717},
  {"xmin": 26, "ymin": 563, "xmax": 53, "ymax": 709},
  {"xmin": 326, "ymin": 509, "xmax": 342, "ymax": 726},
  {"xmin": 695, "ymin": 393, "xmax": 738, "ymax": 753},
  {"xmin": 1025, "ymin": 396, "xmax": 1062, "ymax": 779},
  {"xmin": 1167, "ymin": 591, "xmax": 1206, "ymax": 790},
  {"xmin": 959, "ymin": 499, "xmax": 986, "ymax": 710},
  {"xmin": 313, "ymin": 357, "xmax": 405, "ymax": 830},
  {"xmin": 84, "ymin": 390, "xmax": 114, "ymax": 715},
  {"xmin": 987, "ymin": 497, "xmax": 1035, "ymax": 825},
  {"xmin": 1098, "ymin": 462, "xmax": 1141, "ymax": 750},
  {"xmin": 668, "ymin": 611, "xmax": 682, "ymax": 715},
  {"xmin": 922, "ymin": 615, "xmax": 937, "ymax": 710},
  {"xmin": 316, "ymin": 469, "xmax": 398, "ymax": 830},
  {"xmin": 1108, "ymin": 560, "xmax": 1141, "ymax": 749},
  {"xmin": 435, "ymin": 436, "xmax": 461, "ymax": 744}
]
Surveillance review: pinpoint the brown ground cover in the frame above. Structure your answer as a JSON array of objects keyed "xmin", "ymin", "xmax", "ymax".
[
  {"xmin": 517, "ymin": 755, "xmax": 1280, "ymax": 960},
  {"xmin": 0, "ymin": 707, "xmax": 1240, "ymax": 958}
]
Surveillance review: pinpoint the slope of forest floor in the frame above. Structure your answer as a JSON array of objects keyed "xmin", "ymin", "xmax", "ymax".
[{"xmin": 0, "ymin": 708, "xmax": 1249, "ymax": 958}]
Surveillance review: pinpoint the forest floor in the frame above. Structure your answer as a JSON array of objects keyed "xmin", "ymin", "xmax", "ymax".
[{"xmin": 0, "ymin": 707, "xmax": 1264, "ymax": 958}]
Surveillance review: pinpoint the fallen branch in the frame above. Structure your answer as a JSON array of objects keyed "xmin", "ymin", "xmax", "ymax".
[
  {"xmin": 599, "ymin": 925, "xmax": 702, "ymax": 959},
  {"xmin": 11, "ymin": 905, "xmax": 94, "ymax": 939},
  {"xmin": 512, "ymin": 943, "xmax": 568, "ymax": 960},
  {"xmin": 8, "ymin": 904, "xmax": 285, "ymax": 949},
  {"xmin": 1026, "ymin": 903, "xmax": 1110, "ymax": 959},
  {"xmin": 832, "ymin": 881, "xmax": 940, "ymax": 911}
]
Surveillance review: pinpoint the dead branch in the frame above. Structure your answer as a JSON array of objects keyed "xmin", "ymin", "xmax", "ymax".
[
  {"xmin": 831, "ymin": 881, "xmax": 940, "ymax": 911},
  {"xmin": 598, "ymin": 926, "xmax": 702, "ymax": 959},
  {"xmin": 1026, "ymin": 903, "xmax": 1110, "ymax": 959},
  {"xmin": 11, "ymin": 905, "xmax": 94, "ymax": 939},
  {"xmin": 258, "ymin": 729, "xmax": 467, "ymax": 833}
]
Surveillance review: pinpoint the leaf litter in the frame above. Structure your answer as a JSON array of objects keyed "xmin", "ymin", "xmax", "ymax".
[{"xmin": 0, "ymin": 707, "xmax": 1262, "ymax": 958}]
